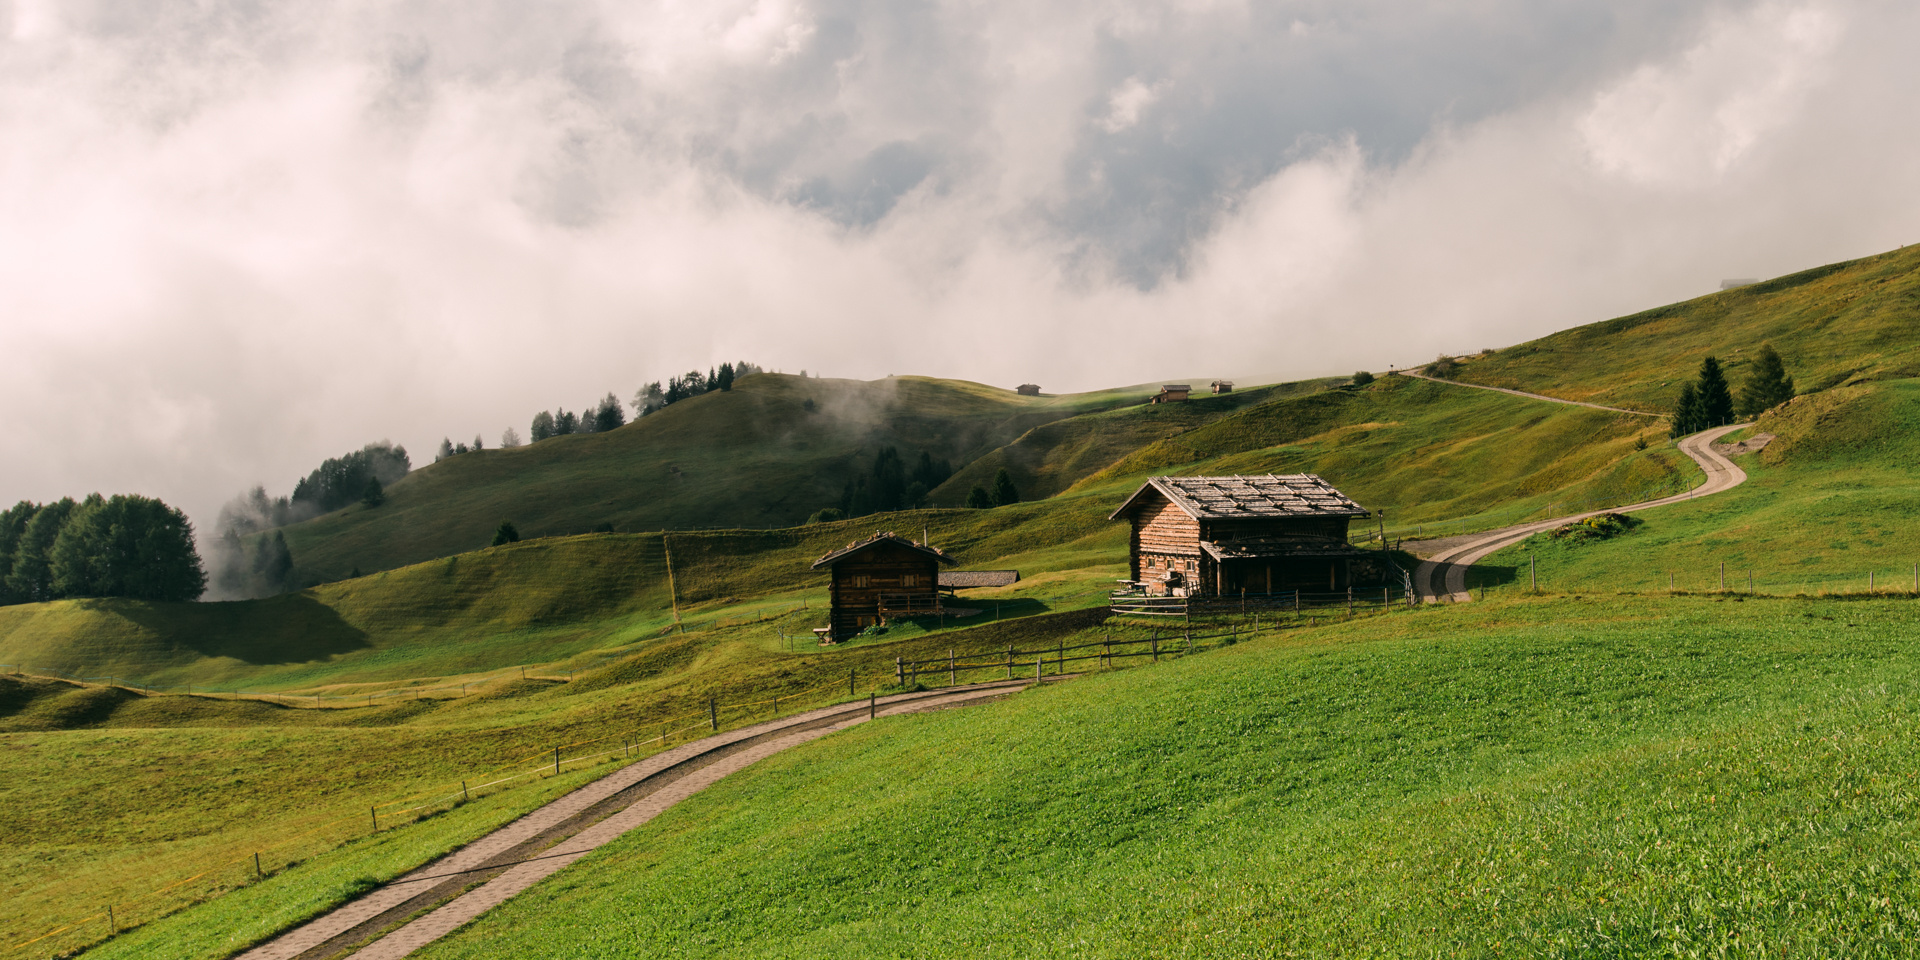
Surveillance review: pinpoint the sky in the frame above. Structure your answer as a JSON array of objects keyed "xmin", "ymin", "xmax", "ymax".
[{"xmin": 3, "ymin": 0, "xmax": 1917, "ymax": 531}]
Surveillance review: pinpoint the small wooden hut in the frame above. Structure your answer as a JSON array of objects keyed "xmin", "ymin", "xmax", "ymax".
[
  {"xmin": 1110, "ymin": 475, "xmax": 1374, "ymax": 597},
  {"xmin": 1016, "ymin": 383, "xmax": 1042, "ymax": 396},
  {"xmin": 811, "ymin": 532, "xmax": 957, "ymax": 641},
  {"xmin": 1211, "ymin": 380, "xmax": 1234, "ymax": 394},
  {"xmin": 1150, "ymin": 384, "xmax": 1191, "ymax": 404}
]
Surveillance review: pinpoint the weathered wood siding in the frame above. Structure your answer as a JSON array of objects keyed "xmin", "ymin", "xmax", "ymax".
[
  {"xmin": 1202, "ymin": 516, "xmax": 1352, "ymax": 543},
  {"xmin": 1128, "ymin": 491, "xmax": 1203, "ymax": 588},
  {"xmin": 827, "ymin": 543, "xmax": 941, "ymax": 640}
]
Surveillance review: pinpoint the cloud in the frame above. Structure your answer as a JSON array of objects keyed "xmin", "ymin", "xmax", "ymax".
[{"xmin": 0, "ymin": 0, "xmax": 1914, "ymax": 535}]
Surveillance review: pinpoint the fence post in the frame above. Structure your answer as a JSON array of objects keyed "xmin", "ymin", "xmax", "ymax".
[
  {"xmin": 1057, "ymin": 641, "xmax": 1064, "ymax": 675},
  {"xmin": 896, "ymin": 657, "xmax": 903, "ymax": 685},
  {"xmin": 1346, "ymin": 587, "xmax": 1353, "ymax": 616},
  {"xmin": 1382, "ymin": 587, "xmax": 1388, "ymax": 609},
  {"xmin": 1036, "ymin": 654, "xmax": 1042, "ymax": 681},
  {"xmin": 869, "ymin": 691, "xmax": 876, "ymax": 720},
  {"xmin": 255, "ymin": 852, "xmax": 263, "ymax": 880},
  {"xmin": 1294, "ymin": 591, "xmax": 1300, "ymax": 614},
  {"xmin": 1152, "ymin": 637, "xmax": 1159, "ymax": 662},
  {"xmin": 370, "ymin": 807, "xmax": 378, "ymax": 832},
  {"xmin": 1531, "ymin": 556, "xmax": 1536, "ymax": 591},
  {"xmin": 553, "ymin": 746, "xmax": 560, "ymax": 775},
  {"xmin": 463, "ymin": 780, "xmax": 469, "ymax": 802},
  {"xmin": 1720, "ymin": 562, "xmax": 1725, "ymax": 591},
  {"xmin": 709, "ymin": 697, "xmax": 717, "ymax": 731},
  {"xmin": 949, "ymin": 649, "xmax": 956, "ymax": 686},
  {"xmin": 850, "ymin": 669, "xmax": 855, "ymax": 696},
  {"xmin": 1006, "ymin": 646, "xmax": 1013, "ymax": 680}
]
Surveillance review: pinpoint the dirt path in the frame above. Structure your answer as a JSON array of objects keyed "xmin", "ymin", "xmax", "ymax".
[
  {"xmin": 1412, "ymin": 423, "xmax": 1750, "ymax": 601},
  {"xmin": 234, "ymin": 681, "xmax": 1032, "ymax": 960},
  {"xmin": 1399, "ymin": 371, "xmax": 1665, "ymax": 417}
]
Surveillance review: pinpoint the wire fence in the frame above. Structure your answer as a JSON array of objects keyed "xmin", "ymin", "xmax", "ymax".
[
  {"xmin": 1463, "ymin": 561, "xmax": 1920, "ymax": 599},
  {"xmin": 2, "ymin": 609, "xmax": 1236, "ymax": 960}
]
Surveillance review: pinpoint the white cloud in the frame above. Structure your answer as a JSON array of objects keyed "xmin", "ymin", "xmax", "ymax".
[
  {"xmin": 0, "ymin": 0, "xmax": 1915, "ymax": 533},
  {"xmin": 1579, "ymin": 1, "xmax": 1845, "ymax": 187}
]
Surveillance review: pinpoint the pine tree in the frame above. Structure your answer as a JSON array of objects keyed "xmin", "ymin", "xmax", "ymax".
[
  {"xmin": 1737, "ymin": 343, "xmax": 1795, "ymax": 417},
  {"xmin": 991, "ymin": 468, "xmax": 1020, "ymax": 507},
  {"xmin": 964, "ymin": 485, "xmax": 993, "ymax": 509},
  {"xmin": 0, "ymin": 500, "xmax": 39, "ymax": 605},
  {"xmin": 530, "ymin": 411, "xmax": 555, "ymax": 442},
  {"xmin": 436, "ymin": 437, "xmax": 456, "ymax": 461},
  {"xmin": 264, "ymin": 531, "xmax": 294, "ymax": 592},
  {"xmin": 716, "ymin": 363, "xmax": 735, "ymax": 391},
  {"xmin": 1697, "ymin": 357, "xmax": 1734, "ymax": 428},
  {"xmin": 1669, "ymin": 382, "xmax": 1702, "ymax": 438},
  {"xmin": 593, "ymin": 393, "xmax": 626, "ymax": 432},
  {"xmin": 492, "ymin": 520, "xmax": 521, "ymax": 546},
  {"xmin": 361, "ymin": 477, "xmax": 385, "ymax": 507}
]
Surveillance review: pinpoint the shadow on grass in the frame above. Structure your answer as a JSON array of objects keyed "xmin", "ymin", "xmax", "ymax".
[{"xmin": 110, "ymin": 594, "xmax": 373, "ymax": 665}]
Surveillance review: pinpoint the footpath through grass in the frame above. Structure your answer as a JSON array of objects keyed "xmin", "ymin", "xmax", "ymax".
[
  {"xmin": 412, "ymin": 594, "xmax": 1920, "ymax": 959},
  {"xmin": 1480, "ymin": 379, "xmax": 1920, "ymax": 597}
]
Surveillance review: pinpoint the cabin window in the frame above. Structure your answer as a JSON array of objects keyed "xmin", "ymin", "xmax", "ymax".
[
  {"xmin": 849, "ymin": 575, "xmax": 870, "ymax": 588},
  {"xmin": 902, "ymin": 574, "xmax": 919, "ymax": 587}
]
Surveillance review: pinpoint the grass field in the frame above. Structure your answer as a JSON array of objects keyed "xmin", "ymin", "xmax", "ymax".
[
  {"xmin": 1480, "ymin": 379, "xmax": 1920, "ymax": 597},
  {"xmin": 1446, "ymin": 244, "xmax": 1920, "ymax": 413},
  {"xmin": 402, "ymin": 594, "xmax": 1920, "ymax": 959}
]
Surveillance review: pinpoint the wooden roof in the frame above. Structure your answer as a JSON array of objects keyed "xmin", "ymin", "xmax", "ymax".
[
  {"xmin": 939, "ymin": 570, "xmax": 1020, "ymax": 588},
  {"xmin": 1109, "ymin": 475, "xmax": 1369, "ymax": 521},
  {"xmin": 811, "ymin": 532, "xmax": 958, "ymax": 570}
]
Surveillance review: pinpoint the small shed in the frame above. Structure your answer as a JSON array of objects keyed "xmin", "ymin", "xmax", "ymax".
[
  {"xmin": 938, "ymin": 570, "xmax": 1020, "ymax": 594},
  {"xmin": 1211, "ymin": 380, "xmax": 1234, "ymax": 394},
  {"xmin": 1110, "ymin": 474, "xmax": 1375, "ymax": 597},
  {"xmin": 1150, "ymin": 384, "xmax": 1191, "ymax": 404},
  {"xmin": 811, "ymin": 532, "xmax": 957, "ymax": 641},
  {"xmin": 1016, "ymin": 384, "xmax": 1042, "ymax": 396}
]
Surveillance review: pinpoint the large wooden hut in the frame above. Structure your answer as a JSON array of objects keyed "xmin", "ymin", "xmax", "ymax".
[
  {"xmin": 1110, "ymin": 475, "xmax": 1374, "ymax": 597},
  {"xmin": 811, "ymin": 532, "xmax": 957, "ymax": 641}
]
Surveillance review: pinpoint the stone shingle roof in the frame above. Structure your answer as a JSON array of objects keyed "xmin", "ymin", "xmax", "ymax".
[
  {"xmin": 1109, "ymin": 474, "xmax": 1368, "ymax": 521},
  {"xmin": 810, "ymin": 532, "xmax": 958, "ymax": 570}
]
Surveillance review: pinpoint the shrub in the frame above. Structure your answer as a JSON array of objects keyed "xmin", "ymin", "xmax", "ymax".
[{"xmin": 1351, "ymin": 370, "xmax": 1375, "ymax": 386}]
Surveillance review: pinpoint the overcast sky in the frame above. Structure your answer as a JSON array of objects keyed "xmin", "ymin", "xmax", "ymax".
[{"xmin": 4, "ymin": 0, "xmax": 1916, "ymax": 530}]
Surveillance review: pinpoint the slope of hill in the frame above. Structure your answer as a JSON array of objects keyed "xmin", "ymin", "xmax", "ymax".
[
  {"xmin": 396, "ymin": 595, "xmax": 1920, "ymax": 958},
  {"xmin": 1482, "ymin": 377, "xmax": 1920, "ymax": 594},
  {"xmin": 1447, "ymin": 244, "xmax": 1920, "ymax": 411},
  {"xmin": 277, "ymin": 374, "xmax": 1139, "ymax": 581}
]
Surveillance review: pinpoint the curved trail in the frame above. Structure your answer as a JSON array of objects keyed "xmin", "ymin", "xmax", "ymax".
[
  {"xmin": 1400, "ymin": 371, "xmax": 1664, "ymax": 417},
  {"xmin": 235, "ymin": 681, "xmax": 1033, "ymax": 960},
  {"xmin": 1413, "ymin": 423, "xmax": 1750, "ymax": 601}
]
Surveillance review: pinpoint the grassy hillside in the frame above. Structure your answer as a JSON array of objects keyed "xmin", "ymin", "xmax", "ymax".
[
  {"xmin": 398, "ymin": 594, "xmax": 1920, "ymax": 958},
  {"xmin": 1481, "ymin": 377, "xmax": 1920, "ymax": 595},
  {"xmin": 277, "ymin": 374, "xmax": 1138, "ymax": 580},
  {"xmin": 1446, "ymin": 244, "xmax": 1920, "ymax": 412},
  {"xmin": 935, "ymin": 377, "xmax": 1347, "ymax": 504}
]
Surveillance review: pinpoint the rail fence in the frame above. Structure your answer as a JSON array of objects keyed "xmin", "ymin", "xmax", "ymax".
[
  {"xmin": 1109, "ymin": 586, "xmax": 1418, "ymax": 618},
  {"xmin": 1, "ymin": 612, "xmax": 1233, "ymax": 960}
]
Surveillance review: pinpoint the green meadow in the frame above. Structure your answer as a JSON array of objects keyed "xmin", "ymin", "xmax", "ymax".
[
  {"xmin": 412, "ymin": 595, "xmax": 1920, "ymax": 959},
  {"xmin": 1483, "ymin": 378, "xmax": 1920, "ymax": 597},
  {"xmin": 4, "ymin": 244, "xmax": 1920, "ymax": 956}
]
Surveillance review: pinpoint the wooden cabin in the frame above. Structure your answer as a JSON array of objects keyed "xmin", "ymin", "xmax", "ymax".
[
  {"xmin": 1110, "ymin": 475, "xmax": 1374, "ymax": 597},
  {"xmin": 1150, "ymin": 384, "xmax": 1191, "ymax": 404},
  {"xmin": 811, "ymin": 532, "xmax": 957, "ymax": 641},
  {"xmin": 1016, "ymin": 383, "xmax": 1042, "ymax": 396},
  {"xmin": 1211, "ymin": 380, "xmax": 1234, "ymax": 394}
]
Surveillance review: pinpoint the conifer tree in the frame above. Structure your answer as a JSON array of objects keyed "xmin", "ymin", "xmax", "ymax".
[
  {"xmin": 361, "ymin": 477, "xmax": 385, "ymax": 507},
  {"xmin": 1737, "ymin": 343, "xmax": 1795, "ymax": 417},
  {"xmin": 965, "ymin": 485, "xmax": 993, "ymax": 509},
  {"xmin": 492, "ymin": 520, "xmax": 521, "ymax": 546},
  {"xmin": 991, "ymin": 468, "xmax": 1020, "ymax": 507},
  {"xmin": 1669, "ymin": 382, "xmax": 1702, "ymax": 438},
  {"xmin": 1697, "ymin": 357, "xmax": 1734, "ymax": 428}
]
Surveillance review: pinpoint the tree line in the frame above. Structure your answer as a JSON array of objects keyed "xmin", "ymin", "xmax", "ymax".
[
  {"xmin": 208, "ymin": 441, "xmax": 411, "ymax": 599},
  {"xmin": 0, "ymin": 495, "xmax": 206, "ymax": 605},
  {"xmin": 806, "ymin": 451, "xmax": 1021, "ymax": 523},
  {"xmin": 526, "ymin": 361, "xmax": 766, "ymax": 444},
  {"xmin": 1668, "ymin": 344, "xmax": 1795, "ymax": 437}
]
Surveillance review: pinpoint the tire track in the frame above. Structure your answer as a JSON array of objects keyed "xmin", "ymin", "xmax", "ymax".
[{"xmin": 233, "ymin": 681, "xmax": 1032, "ymax": 960}]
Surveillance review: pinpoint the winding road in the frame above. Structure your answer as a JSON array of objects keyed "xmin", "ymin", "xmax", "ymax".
[
  {"xmin": 234, "ymin": 680, "xmax": 1033, "ymax": 960},
  {"xmin": 1411, "ymin": 422, "xmax": 1751, "ymax": 602}
]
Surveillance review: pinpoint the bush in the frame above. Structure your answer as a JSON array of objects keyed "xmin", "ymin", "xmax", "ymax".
[
  {"xmin": 965, "ymin": 486, "xmax": 993, "ymax": 509},
  {"xmin": 492, "ymin": 520, "xmax": 521, "ymax": 546},
  {"xmin": 1547, "ymin": 512, "xmax": 1640, "ymax": 544},
  {"xmin": 1351, "ymin": 370, "xmax": 1375, "ymax": 386},
  {"xmin": 806, "ymin": 508, "xmax": 845, "ymax": 524}
]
